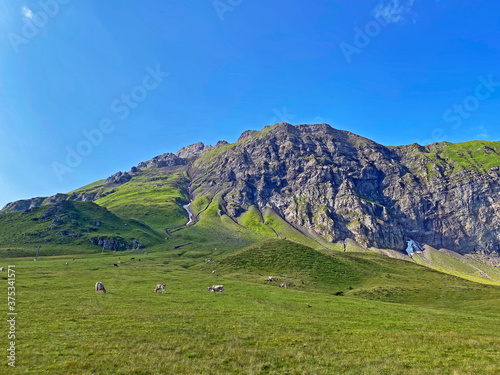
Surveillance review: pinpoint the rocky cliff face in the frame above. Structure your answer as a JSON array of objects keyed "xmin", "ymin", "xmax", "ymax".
[
  {"xmin": 188, "ymin": 123, "xmax": 500, "ymax": 254},
  {"xmin": 3, "ymin": 122, "xmax": 500, "ymax": 255}
]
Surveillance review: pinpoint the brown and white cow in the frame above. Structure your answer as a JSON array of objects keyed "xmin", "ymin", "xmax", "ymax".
[
  {"xmin": 155, "ymin": 283, "xmax": 166, "ymax": 294},
  {"xmin": 207, "ymin": 285, "xmax": 224, "ymax": 294},
  {"xmin": 212, "ymin": 270, "xmax": 217, "ymax": 275},
  {"xmin": 279, "ymin": 283, "xmax": 287, "ymax": 288},
  {"xmin": 95, "ymin": 282, "xmax": 106, "ymax": 293}
]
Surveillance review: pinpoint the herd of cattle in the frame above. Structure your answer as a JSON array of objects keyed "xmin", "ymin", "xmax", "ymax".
[
  {"xmin": 95, "ymin": 279, "xmax": 285, "ymax": 294},
  {"xmin": 93, "ymin": 266, "xmax": 287, "ymax": 294},
  {"xmin": 60, "ymin": 256, "xmax": 289, "ymax": 295}
]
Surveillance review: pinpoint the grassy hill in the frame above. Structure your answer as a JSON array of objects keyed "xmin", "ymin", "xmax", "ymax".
[
  {"xmin": 0, "ymin": 201, "xmax": 163, "ymax": 257},
  {"xmin": 4, "ymin": 239, "xmax": 500, "ymax": 373},
  {"xmin": 203, "ymin": 240, "xmax": 500, "ymax": 310},
  {"xmin": 411, "ymin": 246, "xmax": 500, "ymax": 284},
  {"xmin": 73, "ymin": 168, "xmax": 190, "ymax": 231}
]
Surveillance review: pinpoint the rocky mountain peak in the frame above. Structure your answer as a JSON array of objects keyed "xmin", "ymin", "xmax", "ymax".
[
  {"xmin": 136, "ymin": 153, "xmax": 185, "ymax": 169},
  {"xmin": 237, "ymin": 130, "xmax": 260, "ymax": 143},
  {"xmin": 175, "ymin": 142, "xmax": 210, "ymax": 159}
]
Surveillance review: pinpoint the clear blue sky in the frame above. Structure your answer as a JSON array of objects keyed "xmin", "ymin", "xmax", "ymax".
[{"xmin": 1, "ymin": 0, "xmax": 500, "ymax": 208}]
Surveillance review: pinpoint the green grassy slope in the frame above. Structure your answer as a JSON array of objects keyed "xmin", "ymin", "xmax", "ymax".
[
  {"xmin": 0, "ymin": 201, "xmax": 162, "ymax": 257},
  {"xmin": 95, "ymin": 168, "xmax": 190, "ymax": 231},
  {"xmin": 394, "ymin": 140, "xmax": 500, "ymax": 179},
  {"xmin": 5, "ymin": 239, "xmax": 500, "ymax": 373},
  {"xmin": 238, "ymin": 205, "xmax": 277, "ymax": 238},
  {"xmin": 158, "ymin": 199, "xmax": 266, "ymax": 267},
  {"xmin": 209, "ymin": 240, "xmax": 500, "ymax": 310},
  {"xmin": 409, "ymin": 246, "xmax": 500, "ymax": 285},
  {"xmin": 263, "ymin": 207, "xmax": 341, "ymax": 251},
  {"xmin": 437, "ymin": 140, "xmax": 500, "ymax": 172}
]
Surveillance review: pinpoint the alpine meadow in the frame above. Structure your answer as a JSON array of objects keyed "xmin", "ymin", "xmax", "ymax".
[
  {"xmin": 2, "ymin": 1, "xmax": 500, "ymax": 374},
  {"xmin": 3, "ymin": 123, "xmax": 500, "ymax": 373}
]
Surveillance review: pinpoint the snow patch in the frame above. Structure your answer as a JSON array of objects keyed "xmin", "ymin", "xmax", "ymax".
[{"xmin": 405, "ymin": 239, "xmax": 423, "ymax": 255}]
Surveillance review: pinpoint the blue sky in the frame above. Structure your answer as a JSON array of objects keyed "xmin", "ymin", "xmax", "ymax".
[{"xmin": 0, "ymin": 0, "xmax": 500, "ymax": 208}]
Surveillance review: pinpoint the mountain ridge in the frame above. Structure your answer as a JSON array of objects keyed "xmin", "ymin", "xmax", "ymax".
[{"xmin": 3, "ymin": 122, "xmax": 500, "ymax": 258}]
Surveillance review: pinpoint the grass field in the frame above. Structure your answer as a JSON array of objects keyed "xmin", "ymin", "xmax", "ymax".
[{"xmin": 3, "ymin": 239, "xmax": 500, "ymax": 374}]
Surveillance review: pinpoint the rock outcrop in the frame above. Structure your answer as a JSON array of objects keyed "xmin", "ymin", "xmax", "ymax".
[
  {"xmin": 189, "ymin": 123, "xmax": 500, "ymax": 254},
  {"xmin": 137, "ymin": 153, "xmax": 185, "ymax": 169}
]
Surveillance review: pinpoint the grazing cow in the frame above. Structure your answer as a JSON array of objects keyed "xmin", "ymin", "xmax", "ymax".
[
  {"xmin": 207, "ymin": 285, "xmax": 224, "ymax": 294},
  {"xmin": 138, "ymin": 259, "xmax": 141, "ymax": 261},
  {"xmin": 95, "ymin": 282, "xmax": 106, "ymax": 293},
  {"xmin": 155, "ymin": 283, "xmax": 166, "ymax": 294},
  {"xmin": 65, "ymin": 262, "xmax": 68, "ymax": 266},
  {"xmin": 113, "ymin": 263, "xmax": 118, "ymax": 267},
  {"xmin": 0, "ymin": 267, "xmax": 4, "ymax": 272},
  {"xmin": 279, "ymin": 283, "xmax": 287, "ymax": 288},
  {"xmin": 72, "ymin": 258, "xmax": 75, "ymax": 261},
  {"xmin": 212, "ymin": 270, "xmax": 217, "ymax": 275},
  {"xmin": 118, "ymin": 261, "xmax": 121, "ymax": 264},
  {"xmin": 205, "ymin": 259, "xmax": 213, "ymax": 263},
  {"xmin": 266, "ymin": 276, "xmax": 275, "ymax": 282},
  {"xmin": 130, "ymin": 257, "xmax": 135, "ymax": 260}
]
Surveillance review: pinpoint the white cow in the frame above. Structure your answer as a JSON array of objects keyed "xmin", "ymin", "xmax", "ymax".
[
  {"xmin": 266, "ymin": 276, "xmax": 275, "ymax": 282},
  {"xmin": 279, "ymin": 283, "xmax": 287, "ymax": 288},
  {"xmin": 95, "ymin": 281, "xmax": 106, "ymax": 293},
  {"xmin": 155, "ymin": 283, "xmax": 166, "ymax": 294},
  {"xmin": 0, "ymin": 267, "xmax": 4, "ymax": 272},
  {"xmin": 212, "ymin": 270, "xmax": 217, "ymax": 275},
  {"xmin": 207, "ymin": 285, "xmax": 224, "ymax": 294}
]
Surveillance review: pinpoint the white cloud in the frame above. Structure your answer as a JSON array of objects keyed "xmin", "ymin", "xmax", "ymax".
[
  {"xmin": 372, "ymin": 0, "xmax": 416, "ymax": 25},
  {"xmin": 22, "ymin": 5, "xmax": 33, "ymax": 20}
]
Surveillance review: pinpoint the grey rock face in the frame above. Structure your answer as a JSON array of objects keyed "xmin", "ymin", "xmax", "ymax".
[
  {"xmin": 175, "ymin": 143, "xmax": 211, "ymax": 160},
  {"xmin": 88, "ymin": 237, "xmax": 133, "ymax": 250},
  {"xmin": 137, "ymin": 153, "xmax": 185, "ymax": 169},
  {"xmin": 190, "ymin": 123, "xmax": 500, "ymax": 254},
  {"xmin": 106, "ymin": 171, "xmax": 132, "ymax": 184}
]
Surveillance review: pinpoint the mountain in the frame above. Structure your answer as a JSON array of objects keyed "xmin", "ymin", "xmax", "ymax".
[{"xmin": 2, "ymin": 122, "xmax": 500, "ymax": 263}]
